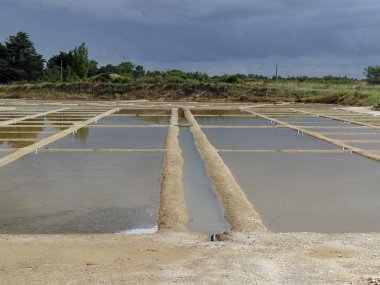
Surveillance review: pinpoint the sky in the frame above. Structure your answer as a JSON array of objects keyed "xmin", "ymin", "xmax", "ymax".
[{"xmin": 1, "ymin": 0, "xmax": 379, "ymax": 78}]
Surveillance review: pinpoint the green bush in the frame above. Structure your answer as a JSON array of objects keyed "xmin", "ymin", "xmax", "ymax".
[
  {"xmin": 112, "ymin": 77, "xmax": 132, "ymax": 84},
  {"xmin": 91, "ymin": 73, "xmax": 111, "ymax": 82}
]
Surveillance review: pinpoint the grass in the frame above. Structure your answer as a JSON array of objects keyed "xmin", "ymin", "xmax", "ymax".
[{"xmin": 0, "ymin": 79, "xmax": 379, "ymax": 106}]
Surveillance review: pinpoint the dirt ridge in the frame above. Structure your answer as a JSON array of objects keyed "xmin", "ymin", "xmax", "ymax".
[{"xmin": 158, "ymin": 108, "xmax": 189, "ymax": 232}]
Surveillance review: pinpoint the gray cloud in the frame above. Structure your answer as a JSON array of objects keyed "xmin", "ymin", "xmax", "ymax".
[{"xmin": 1, "ymin": 0, "xmax": 380, "ymax": 77}]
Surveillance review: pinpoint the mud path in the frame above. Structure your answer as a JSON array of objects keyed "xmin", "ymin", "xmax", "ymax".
[{"xmin": 158, "ymin": 108, "xmax": 188, "ymax": 232}]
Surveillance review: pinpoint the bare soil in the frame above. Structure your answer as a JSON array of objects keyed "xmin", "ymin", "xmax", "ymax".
[{"xmin": 0, "ymin": 232, "xmax": 379, "ymax": 284}]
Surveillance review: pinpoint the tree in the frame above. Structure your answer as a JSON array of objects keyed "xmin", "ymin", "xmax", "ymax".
[
  {"xmin": 133, "ymin": 65, "xmax": 145, "ymax": 79},
  {"xmin": 45, "ymin": 51, "xmax": 74, "ymax": 81},
  {"xmin": 98, "ymin": 64, "xmax": 119, "ymax": 74},
  {"xmin": 88, "ymin": 60, "xmax": 99, "ymax": 77},
  {"xmin": 118, "ymin": 61, "xmax": 134, "ymax": 76},
  {"xmin": 72, "ymin": 43, "xmax": 89, "ymax": 79},
  {"xmin": 0, "ymin": 43, "xmax": 9, "ymax": 83},
  {"xmin": 364, "ymin": 66, "xmax": 380, "ymax": 84},
  {"xmin": 4, "ymin": 31, "xmax": 44, "ymax": 82}
]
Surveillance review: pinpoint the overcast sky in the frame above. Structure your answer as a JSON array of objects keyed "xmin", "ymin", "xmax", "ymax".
[{"xmin": 1, "ymin": 0, "xmax": 379, "ymax": 78}]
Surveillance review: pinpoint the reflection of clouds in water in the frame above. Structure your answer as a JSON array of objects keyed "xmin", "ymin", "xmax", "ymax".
[{"xmin": 74, "ymin": 128, "xmax": 89, "ymax": 144}]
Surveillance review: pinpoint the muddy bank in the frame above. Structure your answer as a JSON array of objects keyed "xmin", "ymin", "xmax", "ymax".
[
  {"xmin": 158, "ymin": 108, "xmax": 188, "ymax": 232},
  {"xmin": 184, "ymin": 108, "xmax": 266, "ymax": 232}
]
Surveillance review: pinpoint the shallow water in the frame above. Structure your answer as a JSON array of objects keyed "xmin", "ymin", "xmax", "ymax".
[
  {"xmin": 116, "ymin": 109, "xmax": 170, "ymax": 115},
  {"xmin": 348, "ymin": 143, "xmax": 380, "ymax": 150},
  {"xmin": 49, "ymin": 128, "xmax": 167, "ymax": 149},
  {"xmin": 0, "ymin": 141, "xmax": 36, "ymax": 148},
  {"xmin": 304, "ymin": 127, "xmax": 380, "ymax": 134},
  {"xmin": 15, "ymin": 118, "xmax": 74, "ymax": 127},
  {"xmin": 189, "ymin": 109, "xmax": 245, "ymax": 115},
  {"xmin": 0, "ymin": 151, "xmax": 12, "ymax": 158},
  {"xmin": 0, "ymin": 131, "xmax": 52, "ymax": 139},
  {"xmin": 0, "ymin": 152, "xmax": 163, "ymax": 233},
  {"xmin": 221, "ymin": 152, "xmax": 380, "ymax": 233},
  {"xmin": 203, "ymin": 128, "xmax": 337, "ymax": 150},
  {"xmin": 91, "ymin": 116, "xmax": 169, "ymax": 125},
  {"xmin": 196, "ymin": 116, "xmax": 271, "ymax": 126},
  {"xmin": 281, "ymin": 117, "xmax": 351, "ymax": 127},
  {"xmin": 280, "ymin": 116, "xmax": 343, "ymax": 123},
  {"xmin": 180, "ymin": 129, "xmax": 230, "ymax": 236},
  {"xmin": 326, "ymin": 133, "xmax": 380, "ymax": 140}
]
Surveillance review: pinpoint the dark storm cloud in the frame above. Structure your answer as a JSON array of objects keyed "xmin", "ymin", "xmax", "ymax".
[{"xmin": 1, "ymin": 0, "xmax": 380, "ymax": 77}]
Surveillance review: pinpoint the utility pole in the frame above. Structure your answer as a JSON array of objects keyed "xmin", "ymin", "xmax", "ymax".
[
  {"xmin": 60, "ymin": 60, "xmax": 63, "ymax": 81},
  {"xmin": 275, "ymin": 64, "xmax": 278, "ymax": 80}
]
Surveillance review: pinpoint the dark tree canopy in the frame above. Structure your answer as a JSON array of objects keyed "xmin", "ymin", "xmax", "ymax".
[
  {"xmin": 45, "ymin": 51, "xmax": 75, "ymax": 81},
  {"xmin": 0, "ymin": 43, "xmax": 9, "ymax": 83},
  {"xmin": 3, "ymin": 32, "xmax": 44, "ymax": 82},
  {"xmin": 364, "ymin": 66, "xmax": 380, "ymax": 84},
  {"xmin": 133, "ymin": 65, "xmax": 145, "ymax": 78},
  {"xmin": 72, "ymin": 43, "xmax": 89, "ymax": 79}
]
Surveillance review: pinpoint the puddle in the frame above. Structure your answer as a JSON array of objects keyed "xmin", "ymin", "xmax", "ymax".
[
  {"xmin": 0, "ymin": 152, "xmax": 163, "ymax": 233},
  {"xmin": 195, "ymin": 116, "xmax": 271, "ymax": 126},
  {"xmin": 221, "ymin": 152, "xmax": 380, "ymax": 233},
  {"xmin": 203, "ymin": 128, "xmax": 338, "ymax": 150},
  {"xmin": 91, "ymin": 116, "xmax": 169, "ymax": 125},
  {"xmin": 48, "ymin": 127, "xmax": 167, "ymax": 149},
  {"xmin": 180, "ymin": 129, "xmax": 230, "ymax": 236}
]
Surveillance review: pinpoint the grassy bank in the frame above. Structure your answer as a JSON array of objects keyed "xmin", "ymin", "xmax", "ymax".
[{"xmin": 0, "ymin": 79, "xmax": 379, "ymax": 107}]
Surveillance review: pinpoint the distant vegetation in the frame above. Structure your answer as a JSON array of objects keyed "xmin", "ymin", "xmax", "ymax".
[{"xmin": 0, "ymin": 31, "xmax": 380, "ymax": 107}]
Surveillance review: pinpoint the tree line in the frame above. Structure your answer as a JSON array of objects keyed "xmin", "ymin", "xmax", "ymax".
[
  {"xmin": 1, "ymin": 31, "xmax": 380, "ymax": 85},
  {"xmin": 0, "ymin": 31, "xmax": 146, "ymax": 83}
]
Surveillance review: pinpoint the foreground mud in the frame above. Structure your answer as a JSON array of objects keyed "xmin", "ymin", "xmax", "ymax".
[{"xmin": 0, "ymin": 232, "xmax": 379, "ymax": 284}]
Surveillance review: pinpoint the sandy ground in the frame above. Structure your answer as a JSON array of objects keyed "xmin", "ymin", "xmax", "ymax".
[{"xmin": 0, "ymin": 232, "xmax": 380, "ymax": 284}]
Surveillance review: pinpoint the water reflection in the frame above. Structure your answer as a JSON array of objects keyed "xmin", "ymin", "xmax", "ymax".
[
  {"xmin": 75, "ymin": 128, "xmax": 89, "ymax": 144},
  {"xmin": 0, "ymin": 152, "xmax": 162, "ymax": 233},
  {"xmin": 0, "ymin": 125, "xmax": 44, "ymax": 148},
  {"xmin": 93, "ymin": 116, "xmax": 169, "ymax": 125}
]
